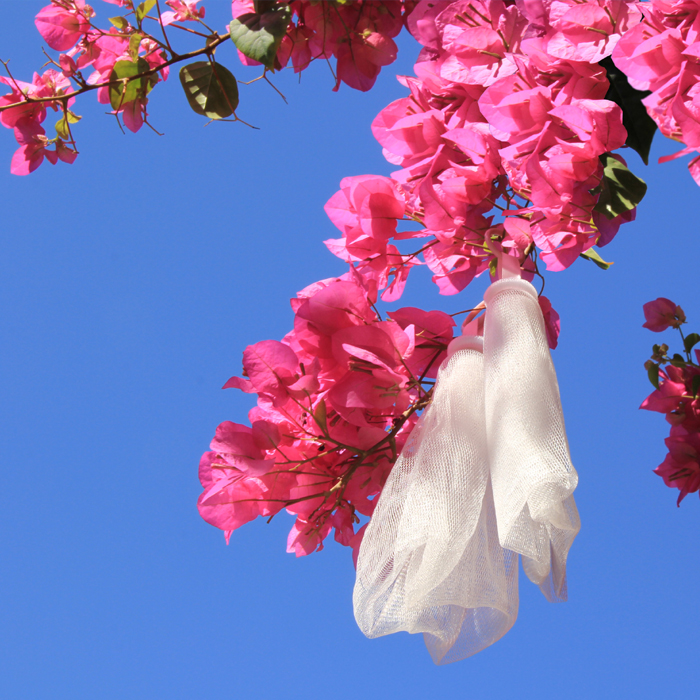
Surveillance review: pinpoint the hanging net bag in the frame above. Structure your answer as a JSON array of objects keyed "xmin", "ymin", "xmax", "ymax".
[
  {"xmin": 353, "ymin": 275, "xmax": 580, "ymax": 664},
  {"xmin": 352, "ymin": 336, "xmax": 519, "ymax": 665},
  {"xmin": 483, "ymin": 278, "xmax": 580, "ymax": 603}
]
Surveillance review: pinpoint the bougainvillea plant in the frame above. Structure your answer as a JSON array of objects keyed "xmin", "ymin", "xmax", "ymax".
[
  {"xmin": 2, "ymin": 0, "xmax": 699, "ymax": 560},
  {"xmin": 642, "ymin": 298, "xmax": 700, "ymax": 505},
  {"xmin": 0, "ymin": 0, "xmax": 409, "ymax": 173}
]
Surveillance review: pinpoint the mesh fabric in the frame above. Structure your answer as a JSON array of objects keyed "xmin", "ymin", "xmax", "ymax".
[
  {"xmin": 353, "ymin": 342, "xmax": 519, "ymax": 664},
  {"xmin": 483, "ymin": 278, "xmax": 580, "ymax": 602},
  {"xmin": 353, "ymin": 277, "xmax": 581, "ymax": 663}
]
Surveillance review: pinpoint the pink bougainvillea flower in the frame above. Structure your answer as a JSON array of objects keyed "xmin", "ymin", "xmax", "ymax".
[
  {"xmin": 325, "ymin": 175, "xmax": 406, "ymax": 242},
  {"xmin": 10, "ymin": 122, "xmax": 58, "ymax": 175},
  {"xmin": 35, "ymin": 1, "xmax": 91, "ymax": 51},
  {"xmin": 0, "ymin": 77, "xmax": 46, "ymax": 130},
  {"xmin": 642, "ymin": 298, "xmax": 686, "ymax": 332},
  {"xmin": 197, "ymin": 449, "xmax": 265, "ymax": 534},
  {"xmin": 640, "ymin": 371, "xmax": 688, "ymax": 415},
  {"xmin": 543, "ymin": 0, "xmax": 642, "ymax": 64},
  {"xmin": 160, "ymin": 0, "xmax": 205, "ymax": 26},
  {"xmin": 655, "ymin": 428, "xmax": 700, "ymax": 505},
  {"xmin": 538, "ymin": 295, "xmax": 561, "ymax": 349}
]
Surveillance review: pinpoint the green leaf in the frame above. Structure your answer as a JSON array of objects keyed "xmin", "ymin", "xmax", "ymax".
[
  {"xmin": 647, "ymin": 362, "xmax": 660, "ymax": 389},
  {"xmin": 580, "ymin": 248, "xmax": 614, "ymax": 270},
  {"xmin": 55, "ymin": 116, "xmax": 69, "ymax": 139},
  {"xmin": 684, "ymin": 333, "xmax": 700, "ymax": 354},
  {"xmin": 599, "ymin": 56, "xmax": 657, "ymax": 165},
  {"xmin": 692, "ymin": 374, "xmax": 700, "ymax": 398},
  {"xmin": 128, "ymin": 33, "xmax": 143, "ymax": 61},
  {"xmin": 179, "ymin": 61, "xmax": 239, "ymax": 119},
  {"xmin": 108, "ymin": 58, "xmax": 151, "ymax": 110},
  {"xmin": 135, "ymin": 0, "xmax": 156, "ymax": 22},
  {"xmin": 66, "ymin": 110, "xmax": 81, "ymax": 124},
  {"xmin": 109, "ymin": 16, "xmax": 129, "ymax": 30},
  {"xmin": 594, "ymin": 153, "xmax": 648, "ymax": 220},
  {"xmin": 229, "ymin": 4, "xmax": 292, "ymax": 70},
  {"xmin": 313, "ymin": 399, "xmax": 327, "ymax": 434},
  {"xmin": 670, "ymin": 353, "xmax": 687, "ymax": 368}
]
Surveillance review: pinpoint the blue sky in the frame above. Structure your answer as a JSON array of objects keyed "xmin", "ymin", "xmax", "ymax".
[{"xmin": 0, "ymin": 3, "xmax": 698, "ymax": 699}]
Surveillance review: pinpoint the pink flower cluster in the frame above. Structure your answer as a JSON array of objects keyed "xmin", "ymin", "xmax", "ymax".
[
  {"xmin": 198, "ymin": 271, "xmax": 455, "ymax": 556},
  {"xmin": 231, "ymin": 0, "xmax": 408, "ymax": 92},
  {"xmin": 0, "ymin": 0, "xmax": 195, "ymax": 174},
  {"xmin": 613, "ymin": 0, "xmax": 700, "ymax": 184},
  {"xmin": 324, "ymin": 0, "xmax": 642, "ymax": 302},
  {"xmin": 0, "ymin": 69, "xmax": 78, "ymax": 175},
  {"xmin": 641, "ymin": 298, "xmax": 700, "ymax": 505},
  {"xmin": 2, "ymin": 1, "xmax": 411, "ymax": 174}
]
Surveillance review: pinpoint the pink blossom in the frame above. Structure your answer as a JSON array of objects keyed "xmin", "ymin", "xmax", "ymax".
[
  {"xmin": 161, "ymin": 0, "xmax": 205, "ymax": 26},
  {"xmin": 324, "ymin": 175, "xmax": 406, "ymax": 242},
  {"xmin": 278, "ymin": 25, "xmax": 315, "ymax": 73},
  {"xmin": 295, "ymin": 280, "xmax": 375, "ymax": 337},
  {"xmin": 640, "ymin": 302, "xmax": 700, "ymax": 505},
  {"xmin": 372, "ymin": 101, "xmax": 446, "ymax": 164},
  {"xmin": 643, "ymin": 298, "xmax": 686, "ymax": 332},
  {"xmin": 538, "ymin": 295, "xmax": 561, "ymax": 349},
  {"xmin": 10, "ymin": 123, "xmax": 57, "ymax": 175},
  {"xmin": 480, "ymin": 77, "xmax": 553, "ymax": 142},
  {"xmin": 59, "ymin": 54, "xmax": 77, "ymax": 78},
  {"xmin": 287, "ymin": 517, "xmax": 333, "ymax": 556},
  {"xmin": 88, "ymin": 34, "xmax": 130, "ymax": 102},
  {"xmin": 35, "ymin": 1, "xmax": 91, "ymax": 52},
  {"xmin": 424, "ymin": 237, "xmax": 492, "ymax": 295},
  {"xmin": 197, "ymin": 449, "xmax": 265, "ymax": 534},
  {"xmin": 640, "ymin": 369, "xmax": 688, "ymax": 414},
  {"xmin": 230, "ymin": 0, "xmax": 254, "ymax": 17},
  {"xmin": 388, "ymin": 307, "xmax": 455, "ymax": 378},
  {"xmin": 223, "ymin": 339, "xmax": 300, "ymax": 405},
  {"xmin": 338, "ymin": 31, "xmax": 399, "ymax": 90},
  {"xmin": 406, "ymin": 0, "xmax": 443, "ymax": 50},
  {"xmin": 543, "ymin": 0, "xmax": 642, "ymax": 63},
  {"xmin": 613, "ymin": 26, "xmax": 685, "ymax": 92},
  {"xmin": 655, "ymin": 427, "xmax": 700, "ymax": 505},
  {"xmin": 0, "ymin": 77, "xmax": 46, "ymax": 130},
  {"xmin": 200, "ymin": 0, "xmax": 673, "ymax": 553}
]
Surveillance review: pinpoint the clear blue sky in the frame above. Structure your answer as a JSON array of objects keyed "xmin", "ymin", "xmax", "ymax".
[{"xmin": 0, "ymin": 3, "xmax": 697, "ymax": 699}]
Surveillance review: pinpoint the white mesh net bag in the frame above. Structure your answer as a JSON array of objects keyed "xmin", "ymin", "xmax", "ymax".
[
  {"xmin": 353, "ymin": 275, "xmax": 580, "ymax": 663},
  {"xmin": 483, "ymin": 278, "xmax": 580, "ymax": 602},
  {"xmin": 353, "ymin": 337, "xmax": 519, "ymax": 665}
]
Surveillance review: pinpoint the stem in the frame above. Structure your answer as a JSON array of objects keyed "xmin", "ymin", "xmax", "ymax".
[
  {"xmin": 678, "ymin": 325, "xmax": 691, "ymax": 362},
  {"xmin": 0, "ymin": 32, "xmax": 232, "ymax": 114},
  {"xmin": 263, "ymin": 72, "xmax": 288, "ymax": 104},
  {"xmin": 153, "ymin": 0, "xmax": 175, "ymax": 54}
]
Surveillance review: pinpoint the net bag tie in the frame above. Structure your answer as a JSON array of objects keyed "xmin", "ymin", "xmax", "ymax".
[{"xmin": 353, "ymin": 275, "xmax": 580, "ymax": 664}]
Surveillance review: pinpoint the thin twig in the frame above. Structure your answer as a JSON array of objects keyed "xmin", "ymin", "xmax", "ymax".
[{"xmin": 0, "ymin": 32, "xmax": 231, "ymax": 113}]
